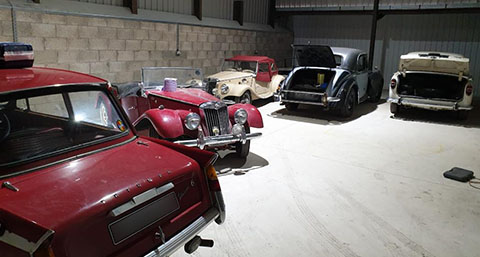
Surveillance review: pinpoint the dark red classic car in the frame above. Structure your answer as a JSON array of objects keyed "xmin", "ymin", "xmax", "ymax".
[
  {"xmin": 111, "ymin": 67, "xmax": 263, "ymax": 158},
  {"xmin": 0, "ymin": 43, "xmax": 225, "ymax": 257}
]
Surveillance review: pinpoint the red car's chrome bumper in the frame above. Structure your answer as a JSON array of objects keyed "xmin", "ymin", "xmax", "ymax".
[
  {"xmin": 143, "ymin": 207, "xmax": 220, "ymax": 257},
  {"xmin": 174, "ymin": 132, "xmax": 262, "ymax": 149}
]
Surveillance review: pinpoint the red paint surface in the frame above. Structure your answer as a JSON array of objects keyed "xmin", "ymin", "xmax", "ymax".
[
  {"xmin": 226, "ymin": 55, "xmax": 274, "ymax": 63},
  {"xmin": 228, "ymin": 103, "xmax": 264, "ymax": 128},
  {"xmin": 0, "ymin": 67, "xmax": 220, "ymax": 257},
  {"xmin": 147, "ymin": 88, "xmax": 219, "ymax": 107},
  {"xmin": 0, "ymin": 67, "xmax": 107, "ymax": 92}
]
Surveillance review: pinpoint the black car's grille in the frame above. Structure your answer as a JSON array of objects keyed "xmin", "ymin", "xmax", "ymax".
[{"xmin": 200, "ymin": 102, "xmax": 229, "ymax": 136}]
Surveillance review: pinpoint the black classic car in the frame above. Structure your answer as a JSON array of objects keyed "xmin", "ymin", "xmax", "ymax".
[{"xmin": 278, "ymin": 45, "xmax": 384, "ymax": 117}]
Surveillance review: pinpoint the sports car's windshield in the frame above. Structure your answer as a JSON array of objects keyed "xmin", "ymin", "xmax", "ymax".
[
  {"xmin": 142, "ymin": 67, "xmax": 204, "ymax": 89},
  {"xmin": 0, "ymin": 86, "xmax": 127, "ymax": 170},
  {"xmin": 222, "ymin": 60, "xmax": 257, "ymax": 73}
]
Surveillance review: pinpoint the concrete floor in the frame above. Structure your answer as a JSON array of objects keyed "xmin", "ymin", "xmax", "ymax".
[{"xmin": 173, "ymin": 98, "xmax": 480, "ymax": 257}]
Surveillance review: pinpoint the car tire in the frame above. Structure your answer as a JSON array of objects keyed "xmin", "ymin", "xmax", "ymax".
[
  {"xmin": 235, "ymin": 126, "xmax": 250, "ymax": 158},
  {"xmin": 285, "ymin": 103, "xmax": 298, "ymax": 111},
  {"xmin": 457, "ymin": 110, "xmax": 469, "ymax": 120},
  {"xmin": 390, "ymin": 103, "xmax": 400, "ymax": 115},
  {"xmin": 236, "ymin": 91, "xmax": 251, "ymax": 104},
  {"xmin": 368, "ymin": 78, "xmax": 383, "ymax": 103},
  {"xmin": 339, "ymin": 87, "xmax": 356, "ymax": 118}
]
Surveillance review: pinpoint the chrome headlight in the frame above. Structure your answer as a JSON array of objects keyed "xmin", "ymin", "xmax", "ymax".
[
  {"xmin": 234, "ymin": 108, "xmax": 248, "ymax": 125},
  {"xmin": 184, "ymin": 113, "xmax": 201, "ymax": 130},
  {"xmin": 221, "ymin": 84, "xmax": 229, "ymax": 94}
]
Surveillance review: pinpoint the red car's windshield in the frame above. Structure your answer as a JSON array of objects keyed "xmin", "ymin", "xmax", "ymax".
[{"xmin": 0, "ymin": 85, "xmax": 129, "ymax": 172}]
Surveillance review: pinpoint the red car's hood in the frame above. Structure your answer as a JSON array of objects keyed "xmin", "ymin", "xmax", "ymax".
[
  {"xmin": 147, "ymin": 88, "xmax": 219, "ymax": 106},
  {"xmin": 0, "ymin": 138, "xmax": 198, "ymax": 231}
]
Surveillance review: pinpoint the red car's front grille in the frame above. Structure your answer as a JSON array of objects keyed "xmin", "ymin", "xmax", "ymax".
[{"xmin": 200, "ymin": 102, "xmax": 229, "ymax": 136}]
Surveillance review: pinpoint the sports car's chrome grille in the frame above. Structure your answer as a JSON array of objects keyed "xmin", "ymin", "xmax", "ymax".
[{"xmin": 200, "ymin": 101, "xmax": 229, "ymax": 136}]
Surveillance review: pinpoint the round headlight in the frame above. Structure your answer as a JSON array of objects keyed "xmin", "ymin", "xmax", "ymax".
[
  {"xmin": 234, "ymin": 108, "xmax": 248, "ymax": 125},
  {"xmin": 184, "ymin": 113, "xmax": 201, "ymax": 130},
  {"xmin": 221, "ymin": 84, "xmax": 229, "ymax": 94}
]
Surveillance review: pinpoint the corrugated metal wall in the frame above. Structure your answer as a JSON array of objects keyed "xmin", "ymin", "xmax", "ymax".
[
  {"xmin": 292, "ymin": 13, "xmax": 480, "ymax": 97},
  {"xmin": 137, "ymin": 0, "xmax": 192, "ymax": 14},
  {"xmin": 277, "ymin": 0, "xmax": 479, "ymax": 9},
  {"xmin": 203, "ymin": 0, "xmax": 233, "ymax": 20},
  {"xmin": 74, "ymin": 0, "xmax": 123, "ymax": 6},
  {"xmin": 244, "ymin": 0, "xmax": 269, "ymax": 24},
  {"xmin": 68, "ymin": 0, "xmax": 269, "ymax": 24}
]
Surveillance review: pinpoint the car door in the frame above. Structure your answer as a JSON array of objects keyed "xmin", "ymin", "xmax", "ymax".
[
  {"xmin": 255, "ymin": 62, "xmax": 272, "ymax": 96},
  {"xmin": 355, "ymin": 54, "xmax": 369, "ymax": 99}
]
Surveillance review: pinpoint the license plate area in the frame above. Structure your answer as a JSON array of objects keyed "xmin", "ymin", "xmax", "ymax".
[{"xmin": 108, "ymin": 192, "xmax": 180, "ymax": 245}]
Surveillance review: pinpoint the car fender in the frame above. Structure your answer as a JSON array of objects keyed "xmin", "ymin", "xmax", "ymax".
[
  {"xmin": 331, "ymin": 76, "xmax": 357, "ymax": 110},
  {"xmin": 368, "ymin": 70, "xmax": 384, "ymax": 95},
  {"xmin": 133, "ymin": 108, "xmax": 191, "ymax": 139},
  {"xmin": 222, "ymin": 83, "xmax": 252, "ymax": 98},
  {"xmin": 269, "ymin": 74, "xmax": 285, "ymax": 92},
  {"xmin": 228, "ymin": 103, "xmax": 264, "ymax": 128}
]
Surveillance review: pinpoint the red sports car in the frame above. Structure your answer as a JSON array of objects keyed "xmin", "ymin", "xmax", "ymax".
[
  {"xmin": 110, "ymin": 67, "xmax": 263, "ymax": 158},
  {"xmin": 0, "ymin": 43, "xmax": 225, "ymax": 257}
]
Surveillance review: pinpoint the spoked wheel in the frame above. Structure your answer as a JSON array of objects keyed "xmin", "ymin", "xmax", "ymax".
[
  {"xmin": 236, "ymin": 91, "xmax": 251, "ymax": 104},
  {"xmin": 0, "ymin": 112, "xmax": 11, "ymax": 142},
  {"xmin": 339, "ymin": 88, "xmax": 356, "ymax": 118}
]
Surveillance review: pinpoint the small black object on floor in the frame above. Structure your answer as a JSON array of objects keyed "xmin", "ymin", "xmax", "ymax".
[{"xmin": 443, "ymin": 167, "xmax": 475, "ymax": 182}]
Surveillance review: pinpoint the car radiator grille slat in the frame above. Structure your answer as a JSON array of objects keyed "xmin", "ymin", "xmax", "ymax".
[{"xmin": 201, "ymin": 102, "xmax": 229, "ymax": 136}]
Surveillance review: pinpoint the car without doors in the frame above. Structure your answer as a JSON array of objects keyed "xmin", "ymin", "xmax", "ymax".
[
  {"xmin": 278, "ymin": 45, "xmax": 384, "ymax": 117},
  {"xmin": 0, "ymin": 43, "xmax": 225, "ymax": 257},
  {"xmin": 388, "ymin": 51, "xmax": 474, "ymax": 119},
  {"xmin": 206, "ymin": 56, "xmax": 285, "ymax": 104},
  {"xmin": 110, "ymin": 67, "xmax": 263, "ymax": 158}
]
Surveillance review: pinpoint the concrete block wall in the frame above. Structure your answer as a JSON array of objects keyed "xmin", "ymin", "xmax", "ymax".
[{"xmin": 0, "ymin": 9, "xmax": 293, "ymax": 83}]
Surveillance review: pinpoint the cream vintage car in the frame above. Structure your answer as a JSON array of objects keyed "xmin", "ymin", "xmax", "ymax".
[
  {"xmin": 388, "ymin": 52, "xmax": 474, "ymax": 119},
  {"xmin": 205, "ymin": 56, "xmax": 285, "ymax": 104}
]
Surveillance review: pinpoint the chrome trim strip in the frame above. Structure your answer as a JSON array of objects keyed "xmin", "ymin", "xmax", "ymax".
[
  {"xmin": 174, "ymin": 132, "xmax": 262, "ymax": 148},
  {"xmin": 282, "ymin": 99, "xmax": 327, "ymax": 106},
  {"xmin": 388, "ymin": 98, "xmax": 473, "ymax": 111},
  {"xmin": 143, "ymin": 208, "xmax": 219, "ymax": 257},
  {"xmin": 0, "ymin": 229, "xmax": 54, "ymax": 256},
  {"xmin": 282, "ymin": 90, "xmax": 326, "ymax": 96},
  {"xmin": 110, "ymin": 183, "xmax": 175, "ymax": 217}
]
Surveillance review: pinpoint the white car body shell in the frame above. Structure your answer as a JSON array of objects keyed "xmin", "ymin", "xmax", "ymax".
[{"xmin": 388, "ymin": 51, "xmax": 473, "ymax": 111}]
